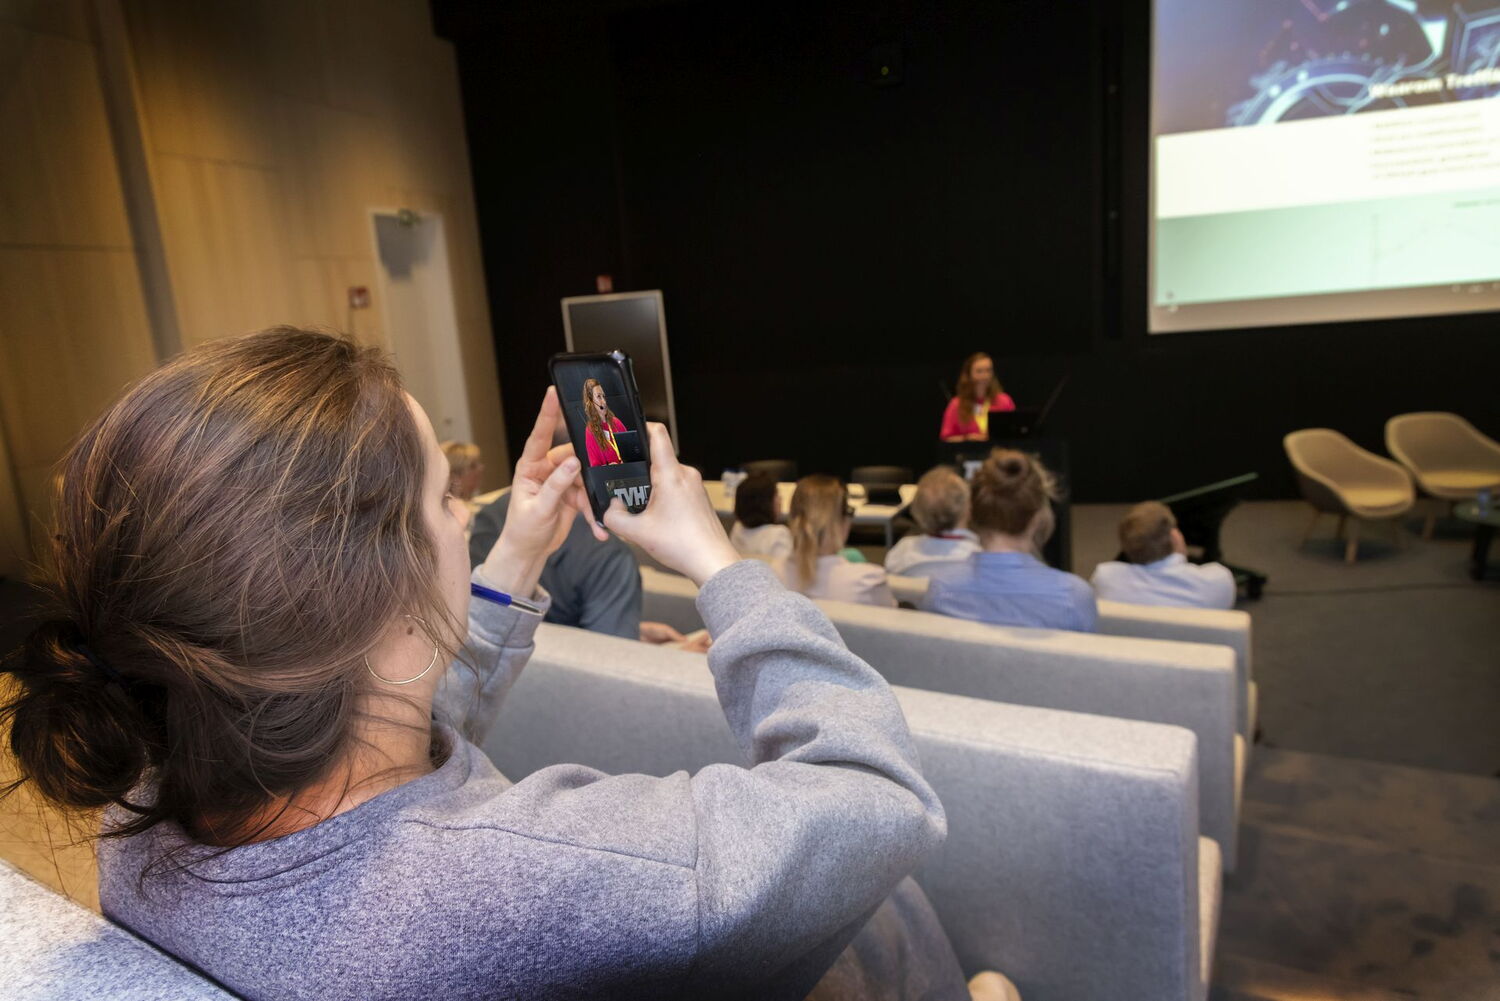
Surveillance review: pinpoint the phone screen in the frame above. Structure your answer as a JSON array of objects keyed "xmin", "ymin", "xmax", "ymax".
[{"xmin": 550, "ymin": 351, "xmax": 653, "ymax": 521}]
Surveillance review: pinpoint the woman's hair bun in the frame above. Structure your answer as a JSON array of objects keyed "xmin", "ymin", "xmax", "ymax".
[
  {"xmin": 3, "ymin": 619, "xmax": 149, "ymax": 811},
  {"xmin": 977, "ymin": 452, "xmax": 1028, "ymax": 487}
]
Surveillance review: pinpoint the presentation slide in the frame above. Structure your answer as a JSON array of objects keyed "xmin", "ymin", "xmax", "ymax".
[{"xmin": 1151, "ymin": 0, "xmax": 1500, "ymax": 333}]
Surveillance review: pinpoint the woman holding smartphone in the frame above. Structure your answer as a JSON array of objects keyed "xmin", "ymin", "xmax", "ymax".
[
  {"xmin": 2, "ymin": 328, "xmax": 1020, "ymax": 1000},
  {"xmin": 582, "ymin": 376, "xmax": 629, "ymax": 466}
]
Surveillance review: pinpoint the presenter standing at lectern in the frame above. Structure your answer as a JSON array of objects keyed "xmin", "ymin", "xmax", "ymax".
[{"xmin": 939, "ymin": 352, "xmax": 1016, "ymax": 442}]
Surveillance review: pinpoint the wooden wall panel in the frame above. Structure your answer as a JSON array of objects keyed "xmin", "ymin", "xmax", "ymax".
[
  {"xmin": 0, "ymin": 23, "xmax": 134, "ymax": 248},
  {"xmin": 122, "ymin": 0, "xmax": 285, "ymax": 167},
  {"xmin": 0, "ymin": 419, "xmax": 29, "ymax": 578},
  {"xmin": 152, "ymin": 154, "xmax": 300, "ymax": 345},
  {"xmin": 0, "ymin": 0, "xmax": 90, "ymax": 41},
  {"xmin": 124, "ymin": 0, "xmax": 510, "ymax": 479},
  {"xmin": 0, "ymin": 247, "xmax": 157, "ymax": 514}
]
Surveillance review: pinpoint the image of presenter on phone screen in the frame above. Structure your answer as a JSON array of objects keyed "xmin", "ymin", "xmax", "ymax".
[{"xmin": 582, "ymin": 377, "xmax": 631, "ymax": 467}]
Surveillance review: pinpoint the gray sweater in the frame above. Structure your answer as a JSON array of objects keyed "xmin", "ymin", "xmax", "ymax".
[{"xmin": 99, "ymin": 560, "xmax": 965, "ymax": 1000}]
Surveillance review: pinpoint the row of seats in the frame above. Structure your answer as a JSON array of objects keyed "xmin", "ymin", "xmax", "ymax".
[
  {"xmin": 484, "ymin": 624, "xmax": 1221, "ymax": 1001},
  {"xmin": 641, "ymin": 567, "xmax": 1251, "ymax": 870},
  {"xmin": 3, "ymin": 575, "xmax": 1241, "ymax": 1001}
]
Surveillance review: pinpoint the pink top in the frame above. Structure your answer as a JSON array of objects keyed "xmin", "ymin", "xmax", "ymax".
[
  {"xmin": 939, "ymin": 394, "xmax": 1016, "ymax": 440},
  {"xmin": 585, "ymin": 416, "xmax": 628, "ymax": 466}
]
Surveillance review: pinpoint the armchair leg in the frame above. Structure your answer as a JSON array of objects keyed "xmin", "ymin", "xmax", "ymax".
[
  {"xmin": 1300, "ymin": 509, "xmax": 1321, "ymax": 547},
  {"xmin": 1345, "ymin": 519, "xmax": 1360, "ymax": 563}
]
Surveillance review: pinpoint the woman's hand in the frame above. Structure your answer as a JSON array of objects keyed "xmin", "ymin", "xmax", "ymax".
[
  {"xmin": 639, "ymin": 620, "xmax": 686, "ymax": 644},
  {"xmin": 603, "ymin": 423, "xmax": 741, "ymax": 587},
  {"xmin": 481, "ymin": 388, "xmax": 602, "ymax": 597}
]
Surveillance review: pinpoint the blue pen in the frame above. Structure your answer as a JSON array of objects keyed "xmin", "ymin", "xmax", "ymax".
[{"xmin": 471, "ymin": 581, "xmax": 544, "ymax": 615}]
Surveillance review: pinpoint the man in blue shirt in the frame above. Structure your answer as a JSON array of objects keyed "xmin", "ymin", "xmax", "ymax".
[
  {"xmin": 919, "ymin": 452, "xmax": 1097, "ymax": 632},
  {"xmin": 469, "ymin": 491, "xmax": 641, "ymax": 639},
  {"xmin": 1090, "ymin": 501, "xmax": 1236, "ymax": 609}
]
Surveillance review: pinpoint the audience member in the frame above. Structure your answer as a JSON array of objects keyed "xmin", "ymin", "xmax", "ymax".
[
  {"xmin": 440, "ymin": 440, "xmax": 484, "ymax": 500},
  {"xmin": 1, "ymin": 328, "xmax": 975, "ymax": 999},
  {"xmin": 775, "ymin": 475, "xmax": 897, "ymax": 607},
  {"xmin": 884, "ymin": 466, "xmax": 980, "ymax": 577},
  {"xmin": 1091, "ymin": 501, "xmax": 1236, "ymax": 609},
  {"xmin": 923, "ymin": 450, "xmax": 1097, "ymax": 631},
  {"xmin": 729, "ymin": 470, "xmax": 792, "ymax": 561},
  {"xmin": 470, "ymin": 490, "xmax": 706, "ymax": 650}
]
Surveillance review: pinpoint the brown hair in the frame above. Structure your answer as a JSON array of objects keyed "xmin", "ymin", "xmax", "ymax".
[
  {"xmin": 955, "ymin": 352, "xmax": 1004, "ymax": 407},
  {"xmin": 1119, "ymin": 501, "xmax": 1177, "ymax": 564},
  {"xmin": 787, "ymin": 475, "xmax": 849, "ymax": 586},
  {"xmin": 441, "ymin": 440, "xmax": 482, "ymax": 480},
  {"xmin": 1, "ymin": 327, "xmax": 456, "ymax": 863},
  {"xmin": 970, "ymin": 449, "xmax": 1057, "ymax": 539},
  {"xmin": 582, "ymin": 378, "xmax": 618, "ymax": 454},
  {"xmin": 910, "ymin": 466, "xmax": 970, "ymax": 536},
  {"xmin": 733, "ymin": 471, "xmax": 779, "ymax": 530}
]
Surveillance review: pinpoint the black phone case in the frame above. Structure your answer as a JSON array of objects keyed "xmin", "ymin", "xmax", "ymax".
[{"xmin": 549, "ymin": 350, "xmax": 653, "ymax": 521}]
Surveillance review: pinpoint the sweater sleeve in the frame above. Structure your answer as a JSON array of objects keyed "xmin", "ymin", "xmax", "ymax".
[
  {"xmin": 432, "ymin": 565, "xmax": 551, "ymax": 744},
  {"xmin": 681, "ymin": 560, "xmax": 946, "ymax": 995}
]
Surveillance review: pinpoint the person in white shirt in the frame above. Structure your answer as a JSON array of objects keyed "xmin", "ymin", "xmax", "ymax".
[
  {"xmin": 885, "ymin": 465, "xmax": 981, "ymax": 577},
  {"xmin": 729, "ymin": 470, "xmax": 793, "ymax": 561},
  {"xmin": 775, "ymin": 474, "xmax": 897, "ymax": 607},
  {"xmin": 1091, "ymin": 501, "xmax": 1237, "ymax": 610}
]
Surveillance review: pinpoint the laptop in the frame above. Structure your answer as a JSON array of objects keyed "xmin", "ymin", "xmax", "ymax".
[{"xmin": 612, "ymin": 429, "xmax": 645, "ymax": 463}]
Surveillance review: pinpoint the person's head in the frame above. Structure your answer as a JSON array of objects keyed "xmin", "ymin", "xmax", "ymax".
[
  {"xmin": 441, "ymin": 441, "xmax": 484, "ymax": 500},
  {"xmin": 787, "ymin": 475, "xmax": 852, "ymax": 584},
  {"xmin": 733, "ymin": 471, "xmax": 781, "ymax": 530},
  {"xmin": 1, "ymin": 327, "xmax": 471, "ymax": 852},
  {"xmin": 910, "ymin": 466, "xmax": 971, "ymax": 537},
  {"xmin": 582, "ymin": 378, "xmax": 612, "ymax": 440},
  {"xmin": 970, "ymin": 449, "xmax": 1057, "ymax": 551},
  {"xmin": 1118, "ymin": 501, "xmax": 1185, "ymax": 564},
  {"xmin": 956, "ymin": 352, "xmax": 1003, "ymax": 405}
]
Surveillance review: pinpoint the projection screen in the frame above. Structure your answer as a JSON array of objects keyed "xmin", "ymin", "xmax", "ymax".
[{"xmin": 1150, "ymin": 0, "xmax": 1500, "ymax": 333}]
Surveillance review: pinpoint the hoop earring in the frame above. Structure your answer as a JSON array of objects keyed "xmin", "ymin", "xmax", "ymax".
[{"xmin": 364, "ymin": 615, "xmax": 441, "ymax": 686}]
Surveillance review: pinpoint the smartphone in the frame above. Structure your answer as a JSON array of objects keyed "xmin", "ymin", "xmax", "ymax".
[{"xmin": 549, "ymin": 350, "xmax": 653, "ymax": 521}]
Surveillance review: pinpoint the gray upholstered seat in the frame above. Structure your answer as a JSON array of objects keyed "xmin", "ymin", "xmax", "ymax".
[
  {"xmin": 485, "ymin": 623, "xmax": 1220, "ymax": 1001},
  {"xmin": 0, "ymin": 858, "xmax": 235, "ymax": 1000},
  {"xmin": 638, "ymin": 566, "xmax": 1244, "ymax": 870},
  {"xmin": 887, "ymin": 574, "xmax": 1257, "ymax": 741}
]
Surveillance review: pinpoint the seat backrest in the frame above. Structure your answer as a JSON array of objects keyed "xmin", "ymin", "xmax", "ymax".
[
  {"xmin": 640, "ymin": 566, "xmax": 704, "ymax": 633},
  {"xmin": 0, "ymin": 858, "xmax": 235, "ymax": 1000},
  {"xmin": 485, "ymin": 624, "xmax": 1207, "ymax": 1001},
  {"xmin": 641, "ymin": 566, "xmax": 1241, "ymax": 861},
  {"xmin": 741, "ymin": 459, "xmax": 797, "ymax": 482},
  {"xmin": 850, "ymin": 465, "xmax": 913, "ymax": 486},
  {"xmin": 1386, "ymin": 412, "xmax": 1500, "ymax": 471},
  {"xmin": 807, "ymin": 596, "xmax": 1239, "ymax": 866},
  {"xmin": 889, "ymin": 573, "xmax": 1253, "ymax": 734},
  {"xmin": 1096, "ymin": 599, "xmax": 1252, "ymax": 736},
  {"xmin": 1284, "ymin": 428, "xmax": 1404, "ymax": 488}
]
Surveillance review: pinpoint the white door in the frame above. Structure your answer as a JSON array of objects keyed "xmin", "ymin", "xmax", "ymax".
[{"xmin": 371, "ymin": 210, "xmax": 474, "ymax": 444}]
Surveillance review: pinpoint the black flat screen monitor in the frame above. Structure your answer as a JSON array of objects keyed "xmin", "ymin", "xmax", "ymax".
[{"xmin": 562, "ymin": 291, "xmax": 678, "ymax": 445}]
